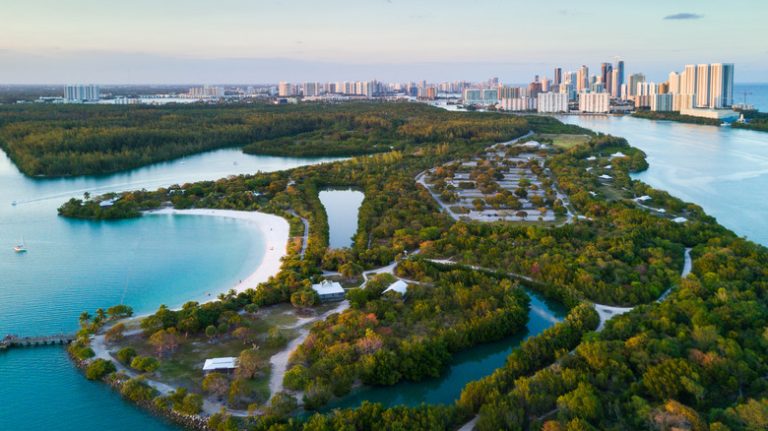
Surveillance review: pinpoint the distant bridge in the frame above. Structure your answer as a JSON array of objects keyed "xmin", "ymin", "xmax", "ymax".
[{"xmin": 1, "ymin": 334, "xmax": 76, "ymax": 350}]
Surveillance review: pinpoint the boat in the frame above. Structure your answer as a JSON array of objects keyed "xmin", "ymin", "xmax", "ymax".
[
  {"xmin": 11, "ymin": 201, "xmax": 17, "ymax": 206},
  {"xmin": 14, "ymin": 237, "xmax": 27, "ymax": 253}
]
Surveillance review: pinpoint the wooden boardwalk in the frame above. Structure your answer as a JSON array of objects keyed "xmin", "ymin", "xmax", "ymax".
[{"xmin": 1, "ymin": 334, "xmax": 76, "ymax": 350}]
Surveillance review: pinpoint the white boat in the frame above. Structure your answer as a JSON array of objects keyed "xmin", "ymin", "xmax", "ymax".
[{"xmin": 14, "ymin": 237, "xmax": 27, "ymax": 253}]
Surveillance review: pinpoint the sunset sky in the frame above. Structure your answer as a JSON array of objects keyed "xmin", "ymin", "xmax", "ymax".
[{"xmin": 1, "ymin": 0, "xmax": 766, "ymax": 83}]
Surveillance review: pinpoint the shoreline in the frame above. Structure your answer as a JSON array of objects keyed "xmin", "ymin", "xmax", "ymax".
[{"xmin": 145, "ymin": 208, "xmax": 290, "ymax": 298}]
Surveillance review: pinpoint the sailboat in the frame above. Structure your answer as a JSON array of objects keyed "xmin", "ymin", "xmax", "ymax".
[{"xmin": 14, "ymin": 237, "xmax": 27, "ymax": 253}]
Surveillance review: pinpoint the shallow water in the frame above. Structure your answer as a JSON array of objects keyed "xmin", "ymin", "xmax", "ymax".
[
  {"xmin": 0, "ymin": 148, "xmax": 340, "ymax": 431},
  {"xmin": 559, "ymin": 115, "xmax": 768, "ymax": 246}
]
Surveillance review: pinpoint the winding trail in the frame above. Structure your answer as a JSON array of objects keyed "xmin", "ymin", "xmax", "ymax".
[
  {"xmin": 287, "ymin": 209, "xmax": 310, "ymax": 259},
  {"xmin": 453, "ymin": 247, "xmax": 693, "ymax": 430},
  {"xmin": 267, "ymin": 299, "xmax": 350, "ymax": 397},
  {"xmin": 593, "ymin": 247, "xmax": 691, "ymax": 331}
]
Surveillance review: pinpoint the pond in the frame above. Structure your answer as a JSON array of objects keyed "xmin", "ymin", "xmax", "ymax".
[{"xmin": 318, "ymin": 189, "xmax": 365, "ymax": 249}]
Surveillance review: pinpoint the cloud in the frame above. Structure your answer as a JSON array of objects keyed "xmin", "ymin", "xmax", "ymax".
[{"xmin": 663, "ymin": 12, "xmax": 703, "ymax": 20}]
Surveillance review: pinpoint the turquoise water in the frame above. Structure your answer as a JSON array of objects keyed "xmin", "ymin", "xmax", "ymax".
[
  {"xmin": 323, "ymin": 290, "xmax": 566, "ymax": 410},
  {"xmin": 318, "ymin": 189, "xmax": 364, "ymax": 249},
  {"xmin": 560, "ymin": 115, "xmax": 768, "ymax": 246},
  {"xmin": 0, "ymin": 148, "xmax": 340, "ymax": 431}
]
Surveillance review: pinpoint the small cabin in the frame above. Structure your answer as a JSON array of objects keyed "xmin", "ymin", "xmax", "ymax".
[
  {"xmin": 311, "ymin": 280, "xmax": 345, "ymax": 302},
  {"xmin": 202, "ymin": 357, "xmax": 238, "ymax": 375}
]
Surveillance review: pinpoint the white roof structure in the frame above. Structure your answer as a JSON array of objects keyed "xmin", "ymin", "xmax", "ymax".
[
  {"xmin": 586, "ymin": 156, "xmax": 597, "ymax": 161},
  {"xmin": 598, "ymin": 174, "xmax": 613, "ymax": 180},
  {"xmin": 635, "ymin": 195, "xmax": 652, "ymax": 202},
  {"xmin": 383, "ymin": 279, "xmax": 408, "ymax": 296},
  {"xmin": 203, "ymin": 357, "xmax": 238, "ymax": 371},
  {"xmin": 610, "ymin": 151, "xmax": 628, "ymax": 159},
  {"xmin": 673, "ymin": 217, "xmax": 688, "ymax": 223},
  {"xmin": 311, "ymin": 280, "xmax": 345, "ymax": 296}
]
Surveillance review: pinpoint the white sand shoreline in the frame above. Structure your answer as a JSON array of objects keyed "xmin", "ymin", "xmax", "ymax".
[{"xmin": 145, "ymin": 208, "xmax": 290, "ymax": 298}]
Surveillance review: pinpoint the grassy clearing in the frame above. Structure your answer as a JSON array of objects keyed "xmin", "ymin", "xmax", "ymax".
[{"xmin": 540, "ymin": 134, "xmax": 591, "ymax": 149}]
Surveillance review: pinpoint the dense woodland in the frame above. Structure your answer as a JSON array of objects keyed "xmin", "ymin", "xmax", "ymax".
[
  {"xmin": 45, "ymin": 104, "xmax": 768, "ymax": 431},
  {"xmin": 0, "ymin": 102, "xmax": 537, "ymax": 176},
  {"xmin": 286, "ymin": 266, "xmax": 529, "ymax": 409}
]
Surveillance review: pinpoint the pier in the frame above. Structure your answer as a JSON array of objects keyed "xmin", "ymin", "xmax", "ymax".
[{"xmin": 1, "ymin": 334, "xmax": 76, "ymax": 350}]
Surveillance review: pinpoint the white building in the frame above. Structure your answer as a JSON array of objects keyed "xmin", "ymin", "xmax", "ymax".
[
  {"xmin": 383, "ymin": 279, "xmax": 408, "ymax": 296},
  {"xmin": 311, "ymin": 280, "xmax": 345, "ymax": 302},
  {"xmin": 203, "ymin": 357, "xmax": 238, "ymax": 375},
  {"xmin": 709, "ymin": 63, "xmax": 734, "ymax": 108},
  {"xmin": 499, "ymin": 97, "xmax": 537, "ymax": 112},
  {"xmin": 696, "ymin": 64, "xmax": 711, "ymax": 108},
  {"xmin": 537, "ymin": 92, "xmax": 568, "ymax": 113},
  {"xmin": 65, "ymin": 84, "xmax": 100, "ymax": 102},
  {"xmin": 278, "ymin": 81, "xmax": 294, "ymax": 97},
  {"xmin": 651, "ymin": 94, "xmax": 674, "ymax": 112},
  {"xmin": 578, "ymin": 92, "xmax": 609, "ymax": 113}
]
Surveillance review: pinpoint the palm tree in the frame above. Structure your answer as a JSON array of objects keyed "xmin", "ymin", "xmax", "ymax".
[{"xmin": 79, "ymin": 311, "xmax": 91, "ymax": 326}]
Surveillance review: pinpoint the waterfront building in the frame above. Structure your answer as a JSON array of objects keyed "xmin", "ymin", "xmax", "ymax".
[
  {"xmin": 499, "ymin": 97, "xmax": 537, "ymax": 112},
  {"xmin": 537, "ymin": 92, "xmax": 568, "ymax": 113},
  {"xmin": 64, "ymin": 84, "xmax": 100, "ymax": 102},
  {"xmin": 651, "ymin": 93, "xmax": 674, "ymax": 112},
  {"xmin": 696, "ymin": 64, "xmax": 711, "ymax": 108},
  {"xmin": 709, "ymin": 63, "xmax": 735, "ymax": 108},
  {"xmin": 578, "ymin": 92, "xmax": 609, "ymax": 113}
]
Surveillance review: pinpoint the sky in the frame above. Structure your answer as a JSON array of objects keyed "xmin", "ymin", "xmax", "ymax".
[{"xmin": 1, "ymin": 0, "xmax": 766, "ymax": 84}]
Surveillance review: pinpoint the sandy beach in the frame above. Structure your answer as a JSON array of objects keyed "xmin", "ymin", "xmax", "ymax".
[{"xmin": 146, "ymin": 208, "xmax": 290, "ymax": 295}]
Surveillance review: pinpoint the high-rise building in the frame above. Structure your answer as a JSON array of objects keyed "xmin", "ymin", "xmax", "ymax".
[
  {"xmin": 615, "ymin": 61, "xmax": 625, "ymax": 96},
  {"xmin": 610, "ymin": 69, "xmax": 620, "ymax": 98},
  {"xmin": 601, "ymin": 63, "xmax": 613, "ymax": 95},
  {"xmin": 65, "ymin": 84, "xmax": 100, "ymax": 102},
  {"xmin": 627, "ymin": 73, "xmax": 646, "ymax": 100},
  {"xmin": 302, "ymin": 82, "xmax": 319, "ymax": 97},
  {"xmin": 553, "ymin": 68, "xmax": 562, "ymax": 86},
  {"xmin": 668, "ymin": 72, "xmax": 681, "ymax": 95},
  {"xmin": 577, "ymin": 65, "xmax": 589, "ymax": 93},
  {"xmin": 696, "ymin": 64, "xmax": 711, "ymax": 108},
  {"xmin": 651, "ymin": 94, "xmax": 674, "ymax": 112},
  {"xmin": 537, "ymin": 92, "xmax": 568, "ymax": 113},
  {"xmin": 578, "ymin": 92, "xmax": 610, "ymax": 113},
  {"xmin": 278, "ymin": 81, "xmax": 293, "ymax": 97},
  {"xmin": 709, "ymin": 63, "xmax": 735, "ymax": 108}
]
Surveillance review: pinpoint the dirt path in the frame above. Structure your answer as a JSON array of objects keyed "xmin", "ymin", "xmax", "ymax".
[{"xmin": 267, "ymin": 299, "xmax": 350, "ymax": 397}]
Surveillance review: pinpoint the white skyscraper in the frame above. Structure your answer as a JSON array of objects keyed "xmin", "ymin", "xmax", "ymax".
[
  {"xmin": 709, "ymin": 63, "xmax": 735, "ymax": 108},
  {"xmin": 696, "ymin": 64, "xmax": 711, "ymax": 108},
  {"xmin": 65, "ymin": 84, "xmax": 100, "ymax": 102},
  {"xmin": 668, "ymin": 72, "xmax": 681, "ymax": 95}
]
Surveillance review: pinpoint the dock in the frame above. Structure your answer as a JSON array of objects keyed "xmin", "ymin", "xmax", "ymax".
[{"xmin": 1, "ymin": 334, "xmax": 76, "ymax": 350}]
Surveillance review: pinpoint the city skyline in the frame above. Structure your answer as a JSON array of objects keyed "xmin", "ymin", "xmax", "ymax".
[{"xmin": 1, "ymin": 0, "xmax": 766, "ymax": 83}]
